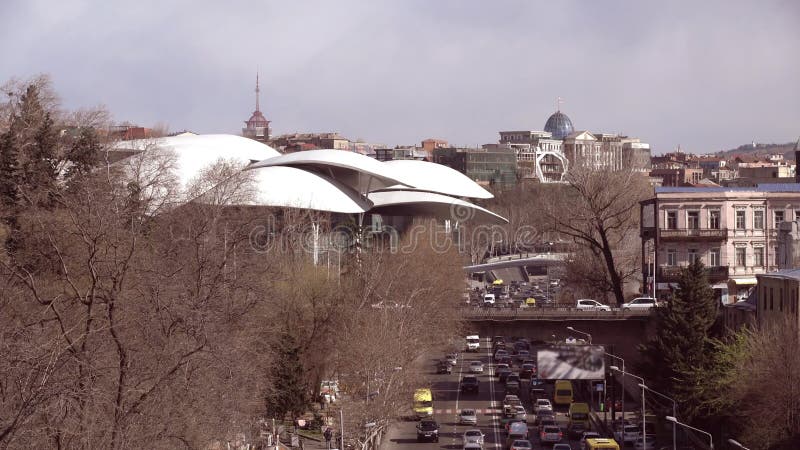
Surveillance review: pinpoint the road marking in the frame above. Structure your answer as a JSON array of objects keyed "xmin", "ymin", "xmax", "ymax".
[
  {"xmin": 451, "ymin": 350, "xmax": 464, "ymax": 448},
  {"xmin": 486, "ymin": 337, "xmax": 501, "ymax": 450}
]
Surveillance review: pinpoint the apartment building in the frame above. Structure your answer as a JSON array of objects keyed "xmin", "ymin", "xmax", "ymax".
[{"xmin": 640, "ymin": 185, "xmax": 800, "ymax": 304}]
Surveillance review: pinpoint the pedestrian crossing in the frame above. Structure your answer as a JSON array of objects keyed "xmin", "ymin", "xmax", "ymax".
[{"xmin": 434, "ymin": 408, "xmax": 502, "ymax": 414}]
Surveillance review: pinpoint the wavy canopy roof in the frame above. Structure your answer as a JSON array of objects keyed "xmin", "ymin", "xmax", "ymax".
[
  {"xmin": 367, "ymin": 190, "xmax": 507, "ymax": 224},
  {"xmin": 381, "ymin": 159, "xmax": 494, "ymax": 199}
]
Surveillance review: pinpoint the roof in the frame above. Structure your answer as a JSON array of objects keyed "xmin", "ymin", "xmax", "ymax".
[
  {"xmin": 656, "ymin": 184, "xmax": 800, "ymax": 194},
  {"xmin": 757, "ymin": 268, "xmax": 800, "ymax": 282},
  {"xmin": 381, "ymin": 159, "xmax": 493, "ymax": 199}
]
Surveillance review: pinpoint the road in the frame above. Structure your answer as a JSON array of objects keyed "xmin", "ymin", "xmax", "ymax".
[{"xmin": 381, "ymin": 338, "xmax": 587, "ymax": 450}]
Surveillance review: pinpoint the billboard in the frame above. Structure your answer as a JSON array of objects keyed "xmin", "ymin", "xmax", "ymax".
[{"xmin": 536, "ymin": 345, "xmax": 605, "ymax": 380}]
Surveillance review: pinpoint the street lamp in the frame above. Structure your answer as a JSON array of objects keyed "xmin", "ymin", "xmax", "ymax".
[
  {"xmin": 639, "ymin": 383, "xmax": 677, "ymax": 450},
  {"xmin": 666, "ymin": 416, "xmax": 713, "ymax": 450},
  {"xmin": 728, "ymin": 438, "xmax": 750, "ymax": 450},
  {"xmin": 610, "ymin": 366, "xmax": 646, "ymax": 446},
  {"xmin": 605, "ymin": 352, "xmax": 626, "ymax": 427},
  {"xmin": 566, "ymin": 326, "xmax": 592, "ymax": 344}
]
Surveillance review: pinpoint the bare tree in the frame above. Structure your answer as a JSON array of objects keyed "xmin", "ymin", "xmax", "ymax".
[{"xmin": 543, "ymin": 168, "xmax": 651, "ymax": 305}]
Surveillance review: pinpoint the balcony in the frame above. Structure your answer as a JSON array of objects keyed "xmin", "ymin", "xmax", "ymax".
[
  {"xmin": 658, "ymin": 265, "xmax": 729, "ymax": 283},
  {"xmin": 658, "ymin": 228, "xmax": 728, "ymax": 241}
]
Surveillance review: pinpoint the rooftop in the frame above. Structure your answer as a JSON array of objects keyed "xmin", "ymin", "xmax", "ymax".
[{"xmin": 655, "ymin": 184, "xmax": 800, "ymax": 194}]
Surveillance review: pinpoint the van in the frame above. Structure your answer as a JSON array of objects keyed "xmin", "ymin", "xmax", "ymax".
[
  {"xmin": 553, "ymin": 380, "xmax": 573, "ymax": 405},
  {"xmin": 465, "ymin": 335, "xmax": 480, "ymax": 352},
  {"xmin": 567, "ymin": 402, "xmax": 590, "ymax": 427},
  {"xmin": 413, "ymin": 388, "xmax": 433, "ymax": 419},
  {"xmin": 483, "ymin": 293, "xmax": 496, "ymax": 306},
  {"xmin": 585, "ymin": 437, "xmax": 620, "ymax": 450}
]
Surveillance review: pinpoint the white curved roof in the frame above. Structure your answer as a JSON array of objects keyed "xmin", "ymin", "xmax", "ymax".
[
  {"xmin": 113, "ymin": 134, "xmax": 280, "ymax": 191},
  {"xmin": 382, "ymin": 159, "xmax": 494, "ymax": 199},
  {"xmin": 243, "ymin": 165, "xmax": 372, "ymax": 213},
  {"xmin": 250, "ymin": 149, "xmax": 410, "ymax": 193},
  {"xmin": 367, "ymin": 190, "xmax": 508, "ymax": 224}
]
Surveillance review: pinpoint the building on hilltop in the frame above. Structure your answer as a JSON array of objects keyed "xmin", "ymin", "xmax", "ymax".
[{"xmin": 242, "ymin": 73, "xmax": 271, "ymax": 143}]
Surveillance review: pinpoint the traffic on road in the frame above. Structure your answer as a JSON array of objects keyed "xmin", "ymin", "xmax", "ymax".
[{"xmin": 383, "ymin": 336, "xmax": 633, "ymax": 450}]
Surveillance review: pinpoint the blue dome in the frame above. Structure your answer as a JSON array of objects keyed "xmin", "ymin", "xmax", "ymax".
[{"xmin": 544, "ymin": 111, "xmax": 574, "ymax": 140}]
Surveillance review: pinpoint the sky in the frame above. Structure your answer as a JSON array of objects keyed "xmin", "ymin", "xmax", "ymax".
[{"xmin": 1, "ymin": 0, "xmax": 798, "ymax": 154}]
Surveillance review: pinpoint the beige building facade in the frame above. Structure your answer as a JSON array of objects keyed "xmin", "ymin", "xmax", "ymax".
[{"xmin": 641, "ymin": 185, "xmax": 800, "ymax": 304}]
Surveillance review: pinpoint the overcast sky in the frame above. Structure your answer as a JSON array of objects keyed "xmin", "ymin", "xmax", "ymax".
[{"xmin": 1, "ymin": 0, "xmax": 798, "ymax": 154}]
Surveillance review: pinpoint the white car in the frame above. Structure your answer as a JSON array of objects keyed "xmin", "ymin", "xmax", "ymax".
[
  {"xmin": 463, "ymin": 429, "xmax": 485, "ymax": 446},
  {"xmin": 533, "ymin": 398, "xmax": 553, "ymax": 414},
  {"xmin": 459, "ymin": 409, "xmax": 478, "ymax": 426},
  {"xmin": 469, "ymin": 361, "xmax": 484, "ymax": 373},
  {"xmin": 614, "ymin": 424, "xmax": 641, "ymax": 445},
  {"xmin": 483, "ymin": 293, "xmax": 496, "ymax": 306},
  {"xmin": 621, "ymin": 297, "xmax": 659, "ymax": 310},
  {"xmin": 576, "ymin": 299, "xmax": 612, "ymax": 311}
]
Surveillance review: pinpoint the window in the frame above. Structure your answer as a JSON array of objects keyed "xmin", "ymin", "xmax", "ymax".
[
  {"xmin": 753, "ymin": 247, "xmax": 764, "ymax": 267},
  {"xmin": 709, "ymin": 210, "xmax": 721, "ymax": 229},
  {"xmin": 667, "ymin": 249, "xmax": 677, "ymax": 266},
  {"xmin": 796, "ymin": 210, "xmax": 800, "ymax": 222},
  {"xmin": 775, "ymin": 210, "xmax": 785, "ymax": 228},
  {"xmin": 770, "ymin": 287, "xmax": 774, "ymax": 310},
  {"xmin": 735, "ymin": 210, "xmax": 746, "ymax": 229},
  {"xmin": 753, "ymin": 210, "xmax": 764, "ymax": 230},
  {"xmin": 687, "ymin": 211, "xmax": 699, "ymax": 229},
  {"xmin": 688, "ymin": 248, "xmax": 699, "ymax": 263},
  {"xmin": 709, "ymin": 248, "xmax": 720, "ymax": 266},
  {"xmin": 666, "ymin": 211, "xmax": 677, "ymax": 229},
  {"xmin": 736, "ymin": 247, "xmax": 746, "ymax": 267}
]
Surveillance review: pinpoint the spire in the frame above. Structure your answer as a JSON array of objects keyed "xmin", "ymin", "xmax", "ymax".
[
  {"xmin": 255, "ymin": 72, "xmax": 261, "ymax": 112},
  {"xmin": 556, "ymin": 96, "xmax": 564, "ymax": 112}
]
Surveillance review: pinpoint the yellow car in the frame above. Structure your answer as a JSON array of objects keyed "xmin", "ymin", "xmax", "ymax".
[{"xmin": 525, "ymin": 297, "xmax": 536, "ymax": 306}]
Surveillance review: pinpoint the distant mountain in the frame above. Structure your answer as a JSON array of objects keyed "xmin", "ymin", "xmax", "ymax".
[{"xmin": 716, "ymin": 140, "xmax": 799, "ymax": 161}]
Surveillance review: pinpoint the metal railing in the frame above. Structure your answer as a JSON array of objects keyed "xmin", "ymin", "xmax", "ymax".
[
  {"xmin": 460, "ymin": 306, "xmax": 652, "ymax": 321},
  {"xmin": 659, "ymin": 228, "xmax": 727, "ymax": 240}
]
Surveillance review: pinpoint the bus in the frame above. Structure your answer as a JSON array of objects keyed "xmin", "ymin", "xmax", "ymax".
[
  {"xmin": 413, "ymin": 388, "xmax": 433, "ymax": 419},
  {"xmin": 586, "ymin": 438, "xmax": 620, "ymax": 450},
  {"xmin": 553, "ymin": 380, "xmax": 574, "ymax": 405}
]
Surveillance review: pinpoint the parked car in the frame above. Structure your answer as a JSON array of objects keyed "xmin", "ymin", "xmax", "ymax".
[
  {"xmin": 416, "ymin": 420, "xmax": 440, "ymax": 442},
  {"xmin": 533, "ymin": 399, "xmax": 553, "ymax": 415},
  {"xmin": 539, "ymin": 425, "xmax": 563, "ymax": 444},
  {"xmin": 459, "ymin": 409, "xmax": 479, "ymax": 426},
  {"xmin": 576, "ymin": 298, "xmax": 612, "ymax": 311},
  {"xmin": 621, "ymin": 297, "xmax": 659, "ymax": 311},
  {"xmin": 469, "ymin": 361, "xmax": 484, "ymax": 373},
  {"xmin": 460, "ymin": 375, "xmax": 480, "ymax": 394},
  {"xmin": 463, "ymin": 429, "xmax": 485, "ymax": 446}
]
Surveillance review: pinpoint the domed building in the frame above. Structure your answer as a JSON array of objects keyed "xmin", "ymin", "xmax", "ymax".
[
  {"xmin": 242, "ymin": 73, "xmax": 271, "ymax": 143},
  {"xmin": 543, "ymin": 110, "xmax": 574, "ymax": 140}
]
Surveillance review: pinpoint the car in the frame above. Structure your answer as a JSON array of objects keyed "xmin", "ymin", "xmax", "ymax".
[
  {"xmin": 459, "ymin": 408, "xmax": 478, "ymax": 426},
  {"xmin": 576, "ymin": 298, "xmax": 612, "ymax": 311},
  {"xmin": 497, "ymin": 366, "xmax": 513, "ymax": 382},
  {"xmin": 579, "ymin": 431, "xmax": 601, "ymax": 450},
  {"xmin": 464, "ymin": 442, "xmax": 483, "ymax": 450},
  {"xmin": 494, "ymin": 349, "xmax": 510, "ymax": 361},
  {"xmin": 497, "ymin": 355, "xmax": 513, "ymax": 366},
  {"xmin": 446, "ymin": 353, "xmax": 458, "ymax": 366},
  {"xmin": 502, "ymin": 394, "xmax": 522, "ymax": 408},
  {"xmin": 567, "ymin": 421, "xmax": 587, "ymax": 439},
  {"xmin": 463, "ymin": 429, "xmax": 485, "ymax": 446},
  {"xmin": 519, "ymin": 363, "xmax": 535, "ymax": 379},
  {"xmin": 553, "ymin": 445, "xmax": 572, "ymax": 450},
  {"xmin": 416, "ymin": 419, "xmax": 440, "ymax": 442},
  {"xmin": 621, "ymin": 297, "xmax": 659, "ymax": 311},
  {"xmin": 504, "ymin": 418, "xmax": 526, "ymax": 433},
  {"xmin": 505, "ymin": 374, "xmax": 521, "ymax": 394},
  {"xmin": 539, "ymin": 425, "xmax": 563, "ymax": 444},
  {"xmin": 533, "ymin": 399, "xmax": 553, "ymax": 415},
  {"xmin": 538, "ymin": 418, "xmax": 558, "ymax": 434},
  {"xmin": 515, "ymin": 350, "xmax": 531, "ymax": 363},
  {"xmin": 524, "ymin": 297, "xmax": 537, "ymax": 307},
  {"xmin": 613, "ymin": 424, "xmax": 641, "ymax": 445},
  {"xmin": 437, "ymin": 360, "xmax": 452, "ymax": 374},
  {"xmin": 470, "ymin": 361, "xmax": 484, "ymax": 373},
  {"xmin": 495, "ymin": 363, "xmax": 510, "ymax": 376},
  {"xmin": 634, "ymin": 434, "xmax": 657, "ymax": 450},
  {"xmin": 512, "ymin": 405, "xmax": 527, "ymax": 421},
  {"xmin": 483, "ymin": 293, "xmax": 496, "ymax": 306},
  {"xmin": 460, "ymin": 375, "xmax": 480, "ymax": 394},
  {"xmin": 534, "ymin": 409, "xmax": 555, "ymax": 425},
  {"xmin": 509, "ymin": 439, "xmax": 533, "ymax": 450}
]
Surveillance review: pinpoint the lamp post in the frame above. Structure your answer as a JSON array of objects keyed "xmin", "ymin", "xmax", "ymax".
[
  {"xmin": 605, "ymin": 352, "xmax": 625, "ymax": 427},
  {"xmin": 666, "ymin": 416, "xmax": 712, "ymax": 450},
  {"xmin": 610, "ymin": 366, "xmax": 645, "ymax": 445},
  {"xmin": 639, "ymin": 383, "xmax": 677, "ymax": 450},
  {"xmin": 727, "ymin": 438, "xmax": 750, "ymax": 450},
  {"xmin": 566, "ymin": 326, "xmax": 592, "ymax": 344}
]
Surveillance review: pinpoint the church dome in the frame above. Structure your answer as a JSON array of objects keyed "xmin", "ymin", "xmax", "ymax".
[{"xmin": 544, "ymin": 110, "xmax": 574, "ymax": 140}]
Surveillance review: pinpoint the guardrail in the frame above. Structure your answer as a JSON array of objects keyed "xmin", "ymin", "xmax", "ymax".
[{"xmin": 460, "ymin": 306, "xmax": 653, "ymax": 321}]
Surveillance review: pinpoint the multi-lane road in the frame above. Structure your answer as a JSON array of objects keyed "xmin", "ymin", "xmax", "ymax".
[{"xmin": 381, "ymin": 338, "xmax": 589, "ymax": 450}]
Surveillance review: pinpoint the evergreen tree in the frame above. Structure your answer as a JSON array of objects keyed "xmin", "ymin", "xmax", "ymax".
[
  {"xmin": 64, "ymin": 127, "xmax": 101, "ymax": 179},
  {"xmin": 638, "ymin": 259, "xmax": 718, "ymax": 420},
  {"xmin": 0, "ymin": 128, "xmax": 20, "ymax": 210},
  {"xmin": 265, "ymin": 333, "xmax": 310, "ymax": 422}
]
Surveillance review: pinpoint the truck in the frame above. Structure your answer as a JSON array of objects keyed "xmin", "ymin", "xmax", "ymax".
[{"xmin": 465, "ymin": 335, "xmax": 480, "ymax": 352}]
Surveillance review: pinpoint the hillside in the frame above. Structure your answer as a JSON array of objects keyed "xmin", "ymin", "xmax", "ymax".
[{"xmin": 716, "ymin": 140, "xmax": 799, "ymax": 161}]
